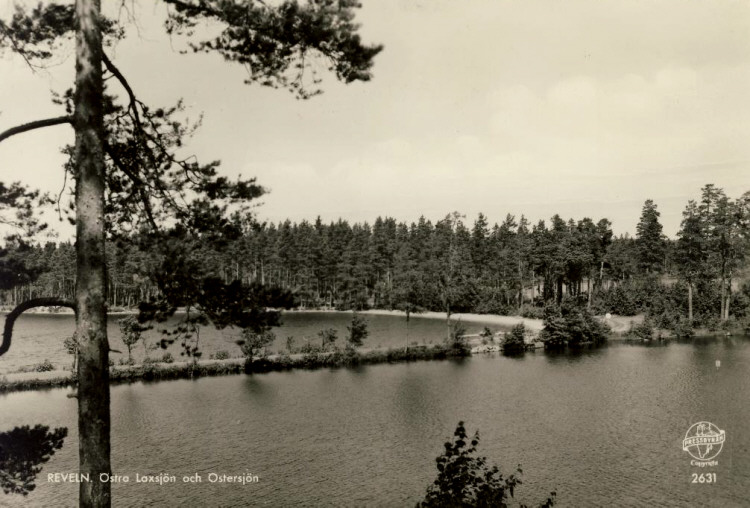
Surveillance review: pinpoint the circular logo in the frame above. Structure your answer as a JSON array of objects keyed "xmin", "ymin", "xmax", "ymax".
[{"xmin": 682, "ymin": 421, "xmax": 725, "ymax": 461}]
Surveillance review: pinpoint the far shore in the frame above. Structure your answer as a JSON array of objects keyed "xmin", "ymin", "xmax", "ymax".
[
  {"xmin": 0, "ymin": 304, "xmax": 546, "ymax": 329},
  {"xmin": 289, "ymin": 308, "xmax": 547, "ymax": 331},
  {"xmin": 1, "ymin": 305, "xmax": 545, "ymax": 330},
  {"xmin": 0, "ymin": 302, "xmax": 664, "ymax": 337},
  {"xmin": 4, "ymin": 301, "xmax": 734, "ymax": 342}
]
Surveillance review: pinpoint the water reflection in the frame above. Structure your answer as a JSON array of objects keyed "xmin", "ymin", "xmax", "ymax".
[{"xmin": 1, "ymin": 336, "xmax": 748, "ymax": 507}]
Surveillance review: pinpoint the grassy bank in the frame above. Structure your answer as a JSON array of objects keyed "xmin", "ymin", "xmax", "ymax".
[{"xmin": 0, "ymin": 344, "xmax": 471, "ymax": 394}]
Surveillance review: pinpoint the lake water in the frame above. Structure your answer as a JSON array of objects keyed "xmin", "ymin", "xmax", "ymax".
[
  {"xmin": 0, "ymin": 311, "xmax": 480, "ymax": 374},
  {"xmin": 1, "ymin": 314, "xmax": 749, "ymax": 507}
]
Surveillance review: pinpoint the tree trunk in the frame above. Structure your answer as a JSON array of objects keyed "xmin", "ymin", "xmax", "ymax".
[
  {"xmin": 517, "ymin": 260, "xmax": 523, "ymax": 311},
  {"xmin": 720, "ymin": 261, "xmax": 727, "ymax": 322},
  {"xmin": 446, "ymin": 301, "xmax": 451, "ymax": 338},
  {"xmin": 687, "ymin": 282, "xmax": 693, "ymax": 322},
  {"xmin": 74, "ymin": 1, "xmax": 111, "ymax": 506},
  {"xmin": 725, "ymin": 273, "xmax": 732, "ymax": 321},
  {"xmin": 405, "ymin": 309, "xmax": 410, "ymax": 351}
]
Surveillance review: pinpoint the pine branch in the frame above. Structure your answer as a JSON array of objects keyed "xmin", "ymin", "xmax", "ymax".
[
  {"xmin": 0, "ymin": 20, "xmax": 36, "ymax": 71},
  {"xmin": 0, "ymin": 116, "xmax": 72, "ymax": 144},
  {"xmin": 1, "ymin": 298, "xmax": 76, "ymax": 356},
  {"xmin": 102, "ymin": 53, "xmax": 142, "ymax": 131},
  {"xmin": 103, "ymin": 142, "xmax": 159, "ymax": 230}
]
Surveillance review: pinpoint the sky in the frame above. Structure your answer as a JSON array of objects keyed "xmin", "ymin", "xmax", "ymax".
[{"xmin": 1, "ymin": 0, "xmax": 748, "ymax": 240}]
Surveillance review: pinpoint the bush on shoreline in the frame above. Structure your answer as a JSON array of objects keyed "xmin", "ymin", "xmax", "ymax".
[
  {"xmin": 541, "ymin": 299, "xmax": 610, "ymax": 349},
  {"xmin": 502, "ymin": 324, "xmax": 526, "ymax": 354},
  {"xmin": 34, "ymin": 360, "xmax": 55, "ymax": 373},
  {"xmin": 628, "ymin": 320, "xmax": 654, "ymax": 341},
  {"xmin": 0, "ymin": 343, "xmax": 471, "ymax": 394}
]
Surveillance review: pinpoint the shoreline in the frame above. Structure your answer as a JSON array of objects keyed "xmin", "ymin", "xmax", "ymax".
[
  {"xmin": 1, "ymin": 325, "xmax": 742, "ymax": 394},
  {"xmin": 288, "ymin": 308, "xmax": 546, "ymax": 331},
  {"xmin": 290, "ymin": 308, "xmax": 653, "ymax": 337},
  {"xmin": 0, "ymin": 305, "xmax": 725, "ymax": 339},
  {"xmin": 1, "ymin": 305, "xmax": 545, "ymax": 329},
  {"xmin": 0, "ymin": 309, "xmax": 740, "ymax": 394},
  {"xmin": 0, "ymin": 344, "xmax": 475, "ymax": 394}
]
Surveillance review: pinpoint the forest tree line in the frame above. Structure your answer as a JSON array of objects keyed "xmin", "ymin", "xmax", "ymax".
[{"xmin": 1, "ymin": 184, "xmax": 748, "ymax": 331}]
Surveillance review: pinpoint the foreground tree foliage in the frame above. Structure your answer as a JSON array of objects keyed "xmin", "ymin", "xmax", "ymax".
[
  {"xmin": 0, "ymin": 425, "xmax": 67, "ymax": 496},
  {"xmin": 0, "ymin": 1, "xmax": 380, "ymax": 505},
  {"xmin": 418, "ymin": 421, "xmax": 555, "ymax": 508}
]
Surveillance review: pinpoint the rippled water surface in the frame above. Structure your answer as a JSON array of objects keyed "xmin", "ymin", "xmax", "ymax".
[
  {"xmin": 0, "ymin": 311, "xmax": 476, "ymax": 373},
  {"xmin": 1, "ymin": 316, "xmax": 749, "ymax": 507}
]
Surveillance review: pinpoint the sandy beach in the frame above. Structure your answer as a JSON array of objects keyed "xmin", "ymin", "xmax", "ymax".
[{"xmin": 356, "ymin": 309, "xmax": 544, "ymax": 331}]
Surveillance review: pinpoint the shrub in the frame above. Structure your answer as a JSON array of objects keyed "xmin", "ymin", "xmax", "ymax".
[
  {"xmin": 300, "ymin": 351, "xmax": 325, "ymax": 369},
  {"xmin": 629, "ymin": 320, "xmax": 654, "ymax": 340},
  {"xmin": 63, "ymin": 335, "xmax": 78, "ymax": 371},
  {"xmin": 597, "ymin": 284, "xmax": 638, "ymax": 316},
  {"xmin": 245, "ymin": 356, "xmax": 275, "ymax": 374},
  {"xmin": 448, "ymin": 319, "xmax": 466, "ymax": 342},
  {"xmin": 541, "ymin": 300, "xmax": 610, "ymax": 349},
  {"xmin": 519, "ymin": 304, "xmax": 545, "ymax": 320},
  {"xmin": 285, "ymin": 336, "xmax": 296, "ymax": 353},
  {"xmin": 34, "ymin": 360, "xmax": 55, "ymax": 373},
  {"xmin": 672, "ymin": 319, "xmax": 694, "ymax": 339},
  {"xmin": 719, "ymin": 317, "xmax": 737, "ymax": 332},
  {"xmin": 318, "ymin": 328, "xmax": 338, "ymax": 350},
  {"xmin": 118, "ymin": 358, "xmax": 135, "ymax": 366},
  {"xmin": 275, "ymin": 352, "xmax": 294, "ymax": 369},
  {"xmin": 161, "ymin": 352, "xmax": 174, "ymax": 364},
  {"xmin": 342, "ymin": 346, "xmax": 361, "ymax": 366},
  {"xmin": 239, "ymin": 329, "xmax": 276, "ymax": 363},
  {"xmin": 118, "ymin": 315, "xmax": 143, "ymax": 363},
  {"xmin": 651, "ymin": 310, "xmax": 680, "ymax": 331},
  {"xmin": 703, "ymin": 316, "xmax": 721, "ymax": 332},
  {"xmin": 212, "ymin": 350, "xmax": 230, "ymax": 360},
  {"xmin": 502, "ymin": 323, "xmax": 526, "ymax": 353},
  {"xmin": 347, "ymin": 314, "xmax": 369, "ymax": 348},
  {"xmin": 447, "ymin": 320, "xmax": 471, "ymax": 356},
  {"xmin": 141, "ymin": 363, "xmax": 158, "ymax": 380},
  {"xmin": 479, "ymin": 327, "xmax": 494, "ymax": 339},
  {"xmin": 417, "ymin": 421, "xmax": 556, "ymax": 507},
  {"xmin": 299, "ymin": 342, "xmax": 322, "ymax": 354}
]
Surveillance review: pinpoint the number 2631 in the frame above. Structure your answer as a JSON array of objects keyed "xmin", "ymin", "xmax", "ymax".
[{"xmin": 691, "ymin": 473, "xmax": 716, "ymax": 484}]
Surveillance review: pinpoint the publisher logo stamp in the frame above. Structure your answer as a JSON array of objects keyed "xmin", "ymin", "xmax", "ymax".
[{"xmin": 682, "ymin": 421, "xmax": 725, "ymax": 465}]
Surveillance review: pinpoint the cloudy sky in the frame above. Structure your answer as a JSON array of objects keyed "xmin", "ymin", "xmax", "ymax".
[{"xmin": 1, "ymin": 0, "xmax": 748, "ymax": 238}]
